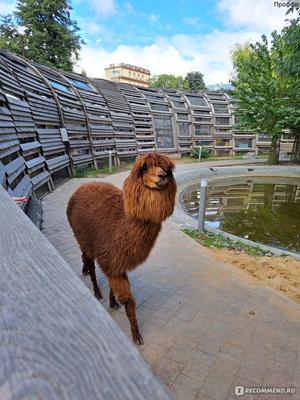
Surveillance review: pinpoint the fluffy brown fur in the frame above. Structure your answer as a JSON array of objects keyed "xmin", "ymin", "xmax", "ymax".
[{"xmin": 67, "ymin": 152, "xmax": 176, "ymax": 344}]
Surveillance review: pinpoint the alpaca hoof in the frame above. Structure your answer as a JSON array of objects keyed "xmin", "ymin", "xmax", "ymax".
[
  {"xmin": 133, "ymin": 330, "xmax": 144, "ymax": 346},
  {"xmin": 82, "ymin": 266, "xmax": 89, "ymax": 276},
  {"xmin": 110, "ymin": 299, "xmax": 120, "ymax": 309},
  {"xmin": 94, "ymin": 289, "xmax": 103, "ymax": 300}
]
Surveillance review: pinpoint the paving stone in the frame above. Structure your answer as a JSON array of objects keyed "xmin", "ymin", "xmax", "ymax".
[
  {"xmin": 196, "ymin": 373, "xmax": 232, "ymax": 400},
  {"xmin": 141, "ymin": 342, "xmax": 169, "ymax": 368},
  {"xmin": 171, "ymin": 374, "xmax": 200, "ymax": 400},
  {"xmin": 210, "ymin": 354, "xmax": 241, "ymax": 382},
  {"xmin": 154, "ymin": 358, "xmax": 184, "ymax": 387},
  {"xmin": 181, "ymin": 350, "xmax": 216, "ymax": 383}
]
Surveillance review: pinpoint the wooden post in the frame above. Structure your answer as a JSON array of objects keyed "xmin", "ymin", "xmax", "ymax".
[
  {"xmin": 198, "ymin": 179, "xmax": 208, "ymax": 233},
  {"xmin": 198, "ymin": 146, "xmax": 203, "ymax": 162},
  {"xmin": 109, "ymin": 150, "xmax": 113, "ymax": 173}
]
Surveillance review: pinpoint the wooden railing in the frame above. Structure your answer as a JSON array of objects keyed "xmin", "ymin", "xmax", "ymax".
[{"xmin": 0, "ymin": 185, "xmax": 172, "ymax": 400}]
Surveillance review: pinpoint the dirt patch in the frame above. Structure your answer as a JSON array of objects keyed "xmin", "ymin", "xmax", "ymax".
[{"xmin": 207, "ymin": 247, "xmax": 300, "ymax": 303}]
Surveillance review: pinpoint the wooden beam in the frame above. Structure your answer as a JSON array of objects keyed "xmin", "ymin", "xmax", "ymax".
[{"xmin": 0, "ymin": 186, "xmax": 172, "ymax": 400}]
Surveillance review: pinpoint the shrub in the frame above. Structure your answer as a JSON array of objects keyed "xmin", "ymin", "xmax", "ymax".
[{"xmin": 191, "ymin": 147, "xmax": 211, "ymax": 159}]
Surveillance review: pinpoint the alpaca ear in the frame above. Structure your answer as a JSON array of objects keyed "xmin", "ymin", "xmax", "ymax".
[{"xmin": 166, "ymin": 167, "xmax": 173, "ymax": 177}]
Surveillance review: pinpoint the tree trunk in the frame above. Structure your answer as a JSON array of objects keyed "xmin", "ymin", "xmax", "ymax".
[{"xmin": 268, "ymin": 137, "xmax": 279, "ymax": 165}]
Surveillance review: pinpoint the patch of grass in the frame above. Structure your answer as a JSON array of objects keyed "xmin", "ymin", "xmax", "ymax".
[
  {"xmin": 74, "ymin": 161, "xmax": 133, "ymax": 178},
  {"xmin": 182, "ymin": 229, "xmax": 270, "ymax": 257}
]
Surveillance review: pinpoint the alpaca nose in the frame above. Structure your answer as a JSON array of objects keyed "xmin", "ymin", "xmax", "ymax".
[{"xmin": 158, "ymin": 171, "xmax": 167, "ymax": 178}]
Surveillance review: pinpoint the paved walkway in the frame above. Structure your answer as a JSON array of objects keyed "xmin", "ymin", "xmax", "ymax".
[{"xmin": 42, "ymin": 162, "xmax": 300, "ymax": 400}]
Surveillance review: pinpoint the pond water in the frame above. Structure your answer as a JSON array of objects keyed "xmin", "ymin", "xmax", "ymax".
[{"xmin": 181, "ymin": 176, "xmax": 300, "ymax": 252}]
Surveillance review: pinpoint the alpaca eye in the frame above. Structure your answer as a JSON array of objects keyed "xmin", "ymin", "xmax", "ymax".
[{"xmin": 141, "ymin": 164, "xmax": 148, "ymax": 172}]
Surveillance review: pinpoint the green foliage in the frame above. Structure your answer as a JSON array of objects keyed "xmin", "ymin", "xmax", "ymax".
[
  {"xmin": 150, "ymin": 71, "xmax": 206, "ymax": 90},
  {"xmin": 0, "ymin": 0, "xmax": 83, "ymax": 70},
  {"xmin": 182, "ymin": 229, "xmax": 269, "ymax": 257},
  {"xmin": 0, "ymin": 15, "xmax": 20, "ymax": 54},
  {"xmin": 150, "ymin": 74, "xmax": 190, "ymax": 89},
  {"xmin": 272, "ymin": 21, "xmax": 300, "ymax": 134},
  {"xmin": 191, "ymin": 147, "xmax": 210, "ymax": 159},
  {"xmin": 231, "ymin": 21, "xmax": 300, "ymax": 165},
  {"xmin": 185, "ymin": 71, "xmax": 206, "ymax": 91}
]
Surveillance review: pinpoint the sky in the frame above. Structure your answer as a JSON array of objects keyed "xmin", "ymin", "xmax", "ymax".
[{"xmin": 0, "ymin": 0, "xmax": 292, "ymax": 84}]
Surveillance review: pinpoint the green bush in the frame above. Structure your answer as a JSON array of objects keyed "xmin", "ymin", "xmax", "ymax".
[{"xmin": 191, "ymin": 147, "xmax": 211, "ymax": 159}]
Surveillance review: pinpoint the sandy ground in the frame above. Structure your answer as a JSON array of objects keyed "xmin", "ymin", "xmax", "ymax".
[{"xmin": 206, "ymin": 247, "xmax": 300, "ymax": 303}]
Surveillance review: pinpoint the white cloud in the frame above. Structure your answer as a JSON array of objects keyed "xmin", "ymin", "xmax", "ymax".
[
  {"xmin": 75, "ymin": 30, "xmax": 262, "ymax": 84},
  {"xmin": 182, "ymin": 16, "xmax": 200, "ymax": 27},
  {"xmin": 124, "ymin": 1, "xmax": 135, "ymax": 15},
  {"xmin": 217, "ymin": 0, "xmax": 288, "ymax": 32},
  {"xmin": 88, "ymin": 0, "xmax": 117, "ymax": 18},
  {"xmin": 0, "ymin": 0, "xmax": 16, "ymax": 14},
  {"xmin": 148, "ymin": 14, "xmax": 159, "ymax": 23}
]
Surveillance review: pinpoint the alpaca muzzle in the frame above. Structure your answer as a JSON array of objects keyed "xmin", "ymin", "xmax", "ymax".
[{"xmin": 157, "ymin": 171, "xmax": 168, "ymax": 187}]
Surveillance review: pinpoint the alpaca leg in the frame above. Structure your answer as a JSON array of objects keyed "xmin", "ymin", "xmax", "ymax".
[
  {"xmin": 108, "ymin": 274, "xmax": 143, "ymax": 345},
  {"xmin": 81, "ymin": 251, "xmax": 89, "ymax": 276},
  {"xmin": 109, "ymin": 288, "xmax": 120, "ymax": 309},
  {"xmin": 82, "ymin": 253, "xmax": 102, "ymax": 300}
]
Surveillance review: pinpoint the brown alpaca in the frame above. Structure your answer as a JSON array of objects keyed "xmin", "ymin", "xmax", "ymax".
[{"xmin": 66, "ymin": 153, "xmax": 177, "ymax": 344}]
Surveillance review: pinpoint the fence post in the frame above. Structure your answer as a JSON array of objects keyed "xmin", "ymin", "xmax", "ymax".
[
  {"xmin": 198, "ymin": 146, "xmax": 202, "ymax": 162},
  {"xmin": 198, "ymin": 179, "xmax": 208, "ymax": 233},
  {"xmin": 108, "ymin": 150, "xmax": 112, "ymax": 173}
]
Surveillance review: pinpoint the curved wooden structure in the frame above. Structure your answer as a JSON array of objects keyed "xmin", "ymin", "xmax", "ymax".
[{"xmin": 0, "ymin": 49, "xmax": 294, "ymax": 199}]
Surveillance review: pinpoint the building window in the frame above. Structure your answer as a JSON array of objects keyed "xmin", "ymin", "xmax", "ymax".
[
  {"xmin": 48, "ymin": 79, "xmax": 72, "ymax": 93},
  {"xmin": 235, "ymin": 139, "xmax": 253, "ymax": 149},
  {"xmin": 177, "ymin": 113, "xmax": 188, "ymax": 120},
  {"xmin": 154, "ymin": 116, "xmax": 174, "ymax": 148},
  {"xmin": 172, "ymin": 101, "xmax": 185, "ymax": 108},
  {"xmin": 68, "ymin": 78, "xmax": 95, "ymax": 92},
  {"xmin": 112, "ymin": 70, "xmax": 120, "ymax": 77},
  {"xmin": 186, "ymin": 96, "xmax": 207, "ymax": 106},
  {"xmin": 197, "ymin": 141, "xmax": 212, "ymax": 146},
  {"xmin": 215, "ymin": 139, "xmax": 231, "ymax": 146},
  {"xmin": 213, "ymin": 103, "xmax": 229, "ymax": 114},
  {"xmin": 195, "ymin": 125, "xmax": 211, "ymax": 135},
  {"xmin": 178, "ymin": 122, "xmax": 190, "ymax": 136},
  {"xmin": 150, "ymin": 103, "xmax": 169, "ymax": 111},
  {"xmin": 215, "ymin": 117, "xmax": 230, "ymax": 125}
]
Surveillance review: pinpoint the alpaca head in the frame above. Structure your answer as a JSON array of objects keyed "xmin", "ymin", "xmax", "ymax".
[{"xmin": 123, "ymin": 153, "xmax": 177, "ymax": 223}]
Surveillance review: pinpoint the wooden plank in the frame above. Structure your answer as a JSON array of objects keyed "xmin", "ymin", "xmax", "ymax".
[
  {"xmin": 20, "ymin": 142, "xmax": 41, "ymax": 152},
  {"xmin": 25, "ymin": 155, "xmax": 45, "ymax": 170},
  {"xmin": 5, "ymin": 156, "xmax": 25, "ymax": 176},
  {"xmin": 0, "ymin": 186, "xmax": 172, "ymax": 400},
  {"xmin": 0, "ymin": 160, "xmax": 5, "ymax": 186},
  {"xmin": 8, "ymin": 173, "xmax": 32, "ymax": 197},
  {"xmin": 30, "ymin": 170, "xmax": 50, "ymax": 187}
]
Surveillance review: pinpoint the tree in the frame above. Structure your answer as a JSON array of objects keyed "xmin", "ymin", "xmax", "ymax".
[
  {"xmin": 232, "ymin": 38, "xmax": 283, "ymax": 164},
  {"xmin": 272, "ymin": 21, "xmax": 300, "ymax": 162},
  {"xmin": 150, "ymin": 74, "xmax": 190, "ymax": 90},
  {"xmin": 185, "ymin": 71, "xmax": 206, "ymax": 91},
  {"xmin": 232, "ymin": 21, "xmax": 300, "ymax": 164},
  {"xmin": 0, "ymin": 0, "xmax": 83, "ymax": 70}
]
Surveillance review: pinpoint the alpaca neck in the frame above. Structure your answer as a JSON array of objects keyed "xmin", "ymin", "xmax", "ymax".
[{"xmin": 120, "ymin": 214, "xmax": 162, "ymax": 258}]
